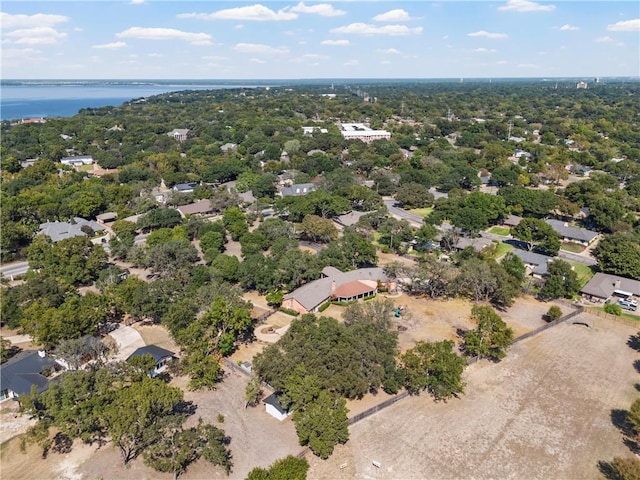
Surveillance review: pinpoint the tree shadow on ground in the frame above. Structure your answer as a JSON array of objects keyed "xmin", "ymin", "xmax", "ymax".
[
  {"xmin": 634, "ymin": 359, "xmax": 640, "ymax": 374},
  {"xmin": 611, "ymin": 409, "xmax": 640, "ymax": 454},
  {"xmin": 628, "ymin": 333, "xmax": 640, "ymax": 352},
  {"xmin": 597, "ymin": 460, "xmax": 620, "ymax": 479}
]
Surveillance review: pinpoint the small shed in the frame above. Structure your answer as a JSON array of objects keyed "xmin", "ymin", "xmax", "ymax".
[{"xmin": 264, "ymin": 393, "xmax": 290, "ymax": 421}]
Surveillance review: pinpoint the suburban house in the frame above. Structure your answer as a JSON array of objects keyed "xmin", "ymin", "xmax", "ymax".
[
  {"xmin": 60, "ymin": 155, "xmax": 94, "ymax": 167},
  {"xmin": 340, "ymin": 123, "xmax": 391, "ymax": 143},
  {"xmin": 173, "ymin": 182, "xmax": 198, "ymax": 194},
  {"xmin": 302, "ymin": 126, "xmax": 328, "ymax": 136},
  {"xmin": 220, "ymin": 142, "xmax": 237, "ymax": 153},
  {"xmin": 580, "ymin": 273, "xmax": 640, "ymax": 304},
  {"xmin": 545, "ymin": 219, "xmax": 598, "ymax": 246},
  {"xmin": 511, "ymin": 249, "xmax": 553, "ymax": 278},
  {"xmin": 96, "ymin": 212, "xmax": 117, "ymax": 224},
  {"xmin": 177, "ymin": 199, "xmax": 214, "ymax": 218},
  {"xmin": 167, "ymin": 129, "xmax": 190, "ymax": 142},
  {"xmin": 278, "ymin": 183, "xmax": 317, "ymax": 197},
  {"xmin": 282, "ymin": 266, "xmax": 394, "ymax": 315},
  {"xmin": 454, "ymin": 237, "xmax": 493, "ymax": 253},
  {"xmin": 39, "ymin": 217, "xmax": 105, "ymax": 242},
  {"xmin": 264, "ymin": 393, "xmax": 291, "ymax": 421},
  {"xmin": 503, "ymin": 214, "xmax": 523, "ymax": 227},
  {"xmin": 126, "ymin": 345, "xmax": 176, "ymax": 377},
  {"xmin": 0, "ymin": 351, "xmax": 60, "ymax": 401}
]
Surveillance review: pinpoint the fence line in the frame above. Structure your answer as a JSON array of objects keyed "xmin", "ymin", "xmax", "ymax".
[
  {"xmin": 513, "ymin": 304, "xmax": 584, "ymax": 344},
  {"xmin": 584, "ymin": 307, "xmax": 640, "ymax": 328},
  {"xmin": 347, "ymin": 391, "xmax": 410, "ymax": 426},
  {"xmin": 223, "ymin": 359, "xmax": 275, "ymax": 393}
]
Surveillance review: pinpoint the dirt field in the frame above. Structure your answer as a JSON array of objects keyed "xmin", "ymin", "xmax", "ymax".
[{"xmin": 306, "ymin": 313, "xmax": 639, "ymax": 479}]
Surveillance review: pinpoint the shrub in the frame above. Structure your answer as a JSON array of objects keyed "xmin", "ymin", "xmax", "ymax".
[
  {"xmin": 318, "ymin": 301, "xmax": 331, "ymax": 312},
  {"xmin": 545, "ymin": 305, "xmax": 562, "ymax": 322},
  {"xmin": 279, "ymin": 307, "xmax": 299, "ymax": 317},
  {"xmin": 604, "ymin": 303, "xmax": 622, "ymax": 316}
]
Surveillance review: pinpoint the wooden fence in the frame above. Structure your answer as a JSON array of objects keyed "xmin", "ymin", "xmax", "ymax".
[
  {"xmin": 584, "ymin": 307, "xmax": 640, "ymax": 328},
  {"xmin": 513, "ymin": 304, "xmax": 584, "ymax": 344},
  {"xmin": 347, "ymin": 391, "xmax": 411, "ymax": 426}
]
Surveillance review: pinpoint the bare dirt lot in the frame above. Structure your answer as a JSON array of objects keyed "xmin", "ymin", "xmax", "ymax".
[{"xmin": 307, "ymin": 313, "xmax": 639, "ymax": 479}]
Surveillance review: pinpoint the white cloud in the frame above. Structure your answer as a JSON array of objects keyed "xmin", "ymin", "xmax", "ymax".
[
  {"xmin": 378, "ymin": 48, "xmax": 401, "ymax": 54},
  {"xmin": 595, "ymin": 36, "xmax": 624, "ymax": 46},
  {"xmin": 496, "ymin": 60, "xmax": 508, "ymax": 65},
  {"xmin": 0, "ymin": 12, "xmax": 69, "ymax": 29},
  {"xmin": 1, "ymin": 47, "xmax": 43, "ymax": 60},
  {"xmin": 607, "ymin": 18, "xmax": 640, "ymax": 32},
  {"xmin": 178, "ymin": 4, "xmax": 297, "ymax": 22},
  {"xmin": 130, "ymin": 0, "xmax": 145, "ymax": 4},
  {"xmin": 517, "ymin": 63, "xmax": 539, "ymax": 68},
  {"xmin": 302, "ymin": 53, "xmax": 327, "ymax": 59},
  {"xmin": 233, "ymin": 42, "xmax": 289, "ymax": 54},
  {"xmin": 373, "ymin": 9, "xmax": 411, "ymax": 22},
  {"xmin": 472, "ymin": 47, "xmax": 497, "ymax": 53},
  {"xmin": 344, "ymin": 59, "xmax": 359, "ymax": 66},
  {"xmin": 380, "ymin": 60, "xmax": 391, "ymax": 65},
  {"xmin": 560, "ymin": 24, "xmax": 579, "ymax": 31},
  {"xmin": 148, "ymin": 53, "xmax": 163, "ymax": 57},
  {"xmin": 321, "ymin": 39, "xmax": 349, "ymax": 46},
  {"xmin": 290, "ymin": 2, "xmax": 346, "ymax": 17},
  {"xmin": 467, "ymin": 30, "xmax": 508, "ymax": 39},
  {"xmin": 250, "ymin": 58, "xmax": 266, "ymax": 64},
  {"xmin": 92, "ymin": 41, "xmax": 127, "ymax": 49},
  {"xmin": 234, "ymin": 24, "xmax": 244, "ymax": 29},
  {"xmin": 117, "ymin": 27, "xmax": 213, "ymax": 45},
  {"xmin": 498, "ymin": 0, "xmax": 555, "ymax": 12},
  {"xmin": 4, "ymin": 26, "xmax": 67, "ymax": 45},
  {"xmin": 331, "ymin": 23, "xmax": 422, "ymax": 35}
]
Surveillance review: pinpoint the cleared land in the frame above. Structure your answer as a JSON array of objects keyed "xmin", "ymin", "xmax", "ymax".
[{"xmin": 307, "ymin": 314, "xmax": 638, "ymax": 479}]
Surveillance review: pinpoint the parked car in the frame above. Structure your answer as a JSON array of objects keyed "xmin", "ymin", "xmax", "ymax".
[{"xmin": 617, "ymin": 300, "xmax": 638, "ymax": 311}]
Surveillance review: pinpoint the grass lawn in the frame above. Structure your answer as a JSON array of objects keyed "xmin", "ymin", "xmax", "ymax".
[
  {"xmin": 590, "ymin": 306, "xmax": 640, "ymax": 322},
  {"xmin": 488, "ymin": 226, "xmax": 511, "ymax": 236},
  {"xmin": 561, "ymin": 242, "xmax": 586, "ymax": 253},
  {"xmin": 569, "ymin": 261, "xmax": 595, "ymax": 288},
  {"xmin": 407, "ymin": 207, "xmax": 433, "ymax": 218},
  {"xmin": 492, "ymin": 241, "xmax": 514, "ymax": 259}
]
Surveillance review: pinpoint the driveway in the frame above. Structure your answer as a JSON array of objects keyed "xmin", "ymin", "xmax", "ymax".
[{"xmin": 107, "ymin": 326, "xmax": 145, "ymax": 361}]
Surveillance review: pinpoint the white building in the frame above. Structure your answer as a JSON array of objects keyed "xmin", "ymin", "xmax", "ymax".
[
  {"xmin": 60, "ymin": 155, "xmax": 94, "ymax": 167},
  {"xmin": 340, "ymin": 123, "xmax": 391, "ymax": 143}
]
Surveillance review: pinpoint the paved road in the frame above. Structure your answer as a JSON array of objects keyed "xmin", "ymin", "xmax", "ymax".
[
  {"xmin": 383, "ymin": 198, "xmax": 424, "ymax": 227},
  {"xmin": 0, "ymin": 261, "xmax": 30, "ymax": 279}
]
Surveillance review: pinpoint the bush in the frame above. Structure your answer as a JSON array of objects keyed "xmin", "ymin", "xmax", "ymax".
[
  {"xmin": 545, "ymin": 305, "xmax": 562, "ymax": 322},
  {"xmin": 318, "ymin": 301, "xmax": 331, "ymax": 312},
  {"xmin": 604, "ymin": 303, "xmax": 622, "ymax": 316},
  {"xmin": 279, "ymin": 307, "xmax": 299, "ymax": 317}
]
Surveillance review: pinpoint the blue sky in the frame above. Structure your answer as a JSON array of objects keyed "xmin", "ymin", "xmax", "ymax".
[{"xmin": 1, "ymin": 1, "xmax": 638, "ymax": 79}]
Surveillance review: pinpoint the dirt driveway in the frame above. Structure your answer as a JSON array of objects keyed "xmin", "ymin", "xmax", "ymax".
[{"xmin": 306, "ymin": 313, "xmax": 639, "ymax": 479}]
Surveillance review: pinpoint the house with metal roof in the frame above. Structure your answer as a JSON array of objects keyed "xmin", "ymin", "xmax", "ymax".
[
  {"xmin": 177, "ymin": 199, "xmax": 214, "ymax": 218},
  {"xmin": 126, "ymin": 345, "xmax": 176, "ymax": 377},
  {"xmin": 38, "ymin": 217, "xmax": 105, "ymax": 242},
  {"xmin": 282, "ymin": 266, "xmax": 393, "ymax": 314},
  {"xmin": 0, "ymin": 351, "xmax": 60, "ymax": 401},
  {"xmin": 545, "ymin": 219, "xmax": 598, "ymax": 246},
  {"xmin": 278, "ymin": 183, "xmax": 317, "ymax": 197},
  {"xmin": 580, "ymin": 273, "xmax": 640, "ymax": 303},
  {"xmin": 264, "ymin": 393, "xmax": 290, "ymax": 421},
  {"xmin": 511, "ymin": 249, "xmax": 553, "ymax": 278}
]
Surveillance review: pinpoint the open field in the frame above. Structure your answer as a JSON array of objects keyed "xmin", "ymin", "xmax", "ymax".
[{"xmin": 307, "ymin": 314, "xmax": 639, "ymax": 479}]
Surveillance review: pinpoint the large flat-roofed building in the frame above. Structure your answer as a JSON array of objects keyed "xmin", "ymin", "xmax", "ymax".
[{"xmin": 340, "ymin": 123, "xmax": 391, "ymax": 143}]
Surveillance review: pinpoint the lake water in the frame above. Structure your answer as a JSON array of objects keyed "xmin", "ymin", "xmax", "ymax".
[{"xmin": 0, "ymin": 80, "xmax": 277, "ymax": 121}]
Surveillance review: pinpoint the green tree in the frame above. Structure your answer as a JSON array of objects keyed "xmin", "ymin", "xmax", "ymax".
[
  {"xmin": 245, "ymin": 376, "xmax": 263, "ymax": 408},
  {"xmin": 539, "ymin": 259, "xmax": 580, "ymax": 300},
  {"xmin": 298, "ymin": 215, "xmax": 338, "ymax": 243},
  {"xmin": 394, "ymin": 182, "xmax": 433, "ymax": 209},
  {"xmin": 594, "ymin": 233, "xmax": 640, "ymax": 281},
  {"xmin": 400, "ymin": 340, "xmax": 466, "ymax": 400},
  {"xmin": 464, "ymin": 305, "xmax": 514, "ymax": 361},
  {"xmin": 511, "ymin": 217, "xmax": 560, "ymax": 255},
  {"xmin": 545, "ymin": 305, "xmax": 563, "ymax": 322},
  {"xmin": 292, "ymin": 390, "xmax": 349, "ymax": 459},
  {"xmin": 600, "ymin": 457, "xmax": 640, "ymax": 480},
  {"xmin": 247, "ymin": 455, "xmax": 309, "ymax": 480}
]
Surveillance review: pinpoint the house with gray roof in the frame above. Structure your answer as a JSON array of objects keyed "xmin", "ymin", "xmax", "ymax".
[
  {"xmin": 580, "ymin": 273, "xmax": 640, "ymax": 303},
  {"xmin": 454, "ymin": 237, "xmax": 493, "ymax": 252},
  {"xmin": 333, "ymin": 211, "xmax": 370, "ymax": 227},
  {"xmin": 278, "ymin": 183, "xmax": 316, "ymax": 197},
  {"xmin": 0, "ymin": 351, "xmax": 60, "ymax": 401},
  {"xmin": 126, "ymin": 345, "xmax": 176, "ymax": 377},
  {"xmin": 39, "ymin": 217, "xmax": 104, "ymax": 242},
  {"xmin": 173, "ymin": 182, "xmax": 198, "ymax": 194},
  {"xmin": 60, "ymin": 155, "xmax": 94, "ymax": 167},
  {"xmin": 282, "ymin": 266, "xmax": 393, "ymax": 314},
  {"xmin": 264, "ymin": 393, "xmax": 290, "ymax": 421},
  {"xmin": 511, "ymin": 249, "xmax": 553, "ymax": 278},
  {"xmin": 545, "ymin": 219, "xmax": 598, "ymax": 245},
  {"xmin": 177, "ymin": 199, "xmax": 214, "ymax": 218}
]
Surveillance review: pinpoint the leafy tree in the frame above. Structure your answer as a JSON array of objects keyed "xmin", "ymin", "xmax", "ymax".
[
  {"xmin": 511, "ymin": 217, "xmax": 560, "ymax": 255},
  {"xmin": 292, "ymin": 389, "xmax": 349, "ymax": 459},
  {"xmin": 247, "ymin": 455, "xmax": 309, "ymax": 480},
  {"xmin": 599, "ymin": 457, "xmax": 640, "ymax": 480},
  {"xmin": 245, "ymin": 376, "xmax": 263, "ymax": 408},
  {"xmin": 545, "ymin": 305, "xmax": 563, "ymax": 322},
  {"xmin": 464, "ymin": 306, "xmax": 514, "ymax": 361},
  {"xmin": 136, "ymin": 208, "xmax": 182, "ymax": 232},
  {"xmin": 298, "ymin": 215, "xmax": 338, "ymax": 243},
  {"xmin": 223, "ymin": 206, "xmax": 249, "ymax": 241},
  {"xmin": 539, "ymin": 259, "xmax": 580, "ymax": 300},
  {"xmin": 400, "ymin": 340, "xmax": 466, "ymax": 399},
  {"xmin": 500, "ymin": 253, "xmax": 526, "ymax": 285},
  {"xmin": 394, "ymin": 182, "xmax": 433, "ymax": 209},
  {"xmin": 627, "ymin": 398, "xmax": 640, "ymax": 443},
  {"xmin": 0, "ymin": 337, "xmax": 19, "ymax": 363},
  {"xmin": 594, "ymin": 233, "xmax": 640, "ymax": 281},
  {"xmin": 265, "ymin": 290, "xmax": 284, "ymax": 308},
  {"xmin": 604, "ymin": 303, "xmax": 622, "ymax": 316}
]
